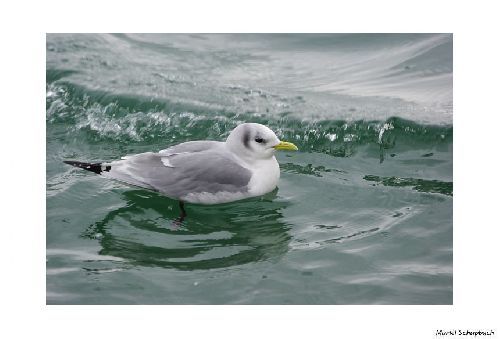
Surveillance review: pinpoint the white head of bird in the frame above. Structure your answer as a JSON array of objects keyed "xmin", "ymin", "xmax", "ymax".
[{"xmin": 225, "ymin": 123, "xmax": 298, "ymax": 160}]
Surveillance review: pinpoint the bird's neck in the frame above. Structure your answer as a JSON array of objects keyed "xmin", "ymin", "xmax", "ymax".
[{"xmin": 238, "ymin": 153, "xmax": 276, "ymax": 169}]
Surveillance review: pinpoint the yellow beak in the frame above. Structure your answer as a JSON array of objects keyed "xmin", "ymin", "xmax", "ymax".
[{"xmin": 273, "ymin": 141, "xmax": 298, "ymax": 151}]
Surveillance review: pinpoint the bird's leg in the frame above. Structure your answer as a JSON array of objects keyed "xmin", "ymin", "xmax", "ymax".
[
  {"xmin": 178, "ymin": 201, "xmax": 187, "ymax": 222},
  {"xmin": 172, "ymin": 201, "xmax": 187, "ymax": 229}
]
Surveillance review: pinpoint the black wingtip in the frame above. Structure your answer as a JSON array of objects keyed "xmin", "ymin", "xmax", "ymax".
[{"xmin": 63, "ymin": 160, "xmax": 111, "ymax": 174}]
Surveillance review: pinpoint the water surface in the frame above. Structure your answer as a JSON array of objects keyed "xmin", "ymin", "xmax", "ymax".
[{"xmin": 46, "ymin": 33, "xmax": 452, "ymax": 304}]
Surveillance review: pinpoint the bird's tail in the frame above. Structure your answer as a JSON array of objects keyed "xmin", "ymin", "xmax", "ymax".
[{"xmin": 63, "ymin": 161, "xmax": 111, "ymax": 174}]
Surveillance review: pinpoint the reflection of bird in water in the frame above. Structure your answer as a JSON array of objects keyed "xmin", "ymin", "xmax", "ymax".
[
  {"xmin": 64, "ymin": 123, "xmax": 297, "ymax": 221},
  {"xmin": 83, "ymin": 189, "xmax": 292, "ymax": 270}
]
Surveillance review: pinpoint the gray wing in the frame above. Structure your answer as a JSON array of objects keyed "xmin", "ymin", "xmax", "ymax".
[
  {"xmin": 102, "ymin": 146, "xmax": 252, "ymax": 199},
  {"xmin": 159, "ymin": 140, "xmax": 221, "ymax": 155}
]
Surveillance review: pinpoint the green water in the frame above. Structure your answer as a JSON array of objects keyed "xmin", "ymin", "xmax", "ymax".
[{"xmin": 46, "ymin": 34, "xmax": 452, "ymax": 304}]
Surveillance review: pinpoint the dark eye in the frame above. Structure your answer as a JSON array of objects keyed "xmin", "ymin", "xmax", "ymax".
[{"xmin": 255, "ymin": 137, "xmax": 264, "ymax": 143}]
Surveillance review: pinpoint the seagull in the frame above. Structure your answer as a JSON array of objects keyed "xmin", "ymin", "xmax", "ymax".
[{"xmin": 64, "ymin": 123, "xmax": 298, "ymax": 220}]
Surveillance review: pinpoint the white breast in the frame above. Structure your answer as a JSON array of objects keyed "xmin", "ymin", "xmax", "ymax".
[{"xmin": 247, "ymin": 156, "xmax": 280, "ymax": 196}]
